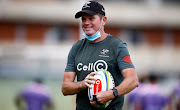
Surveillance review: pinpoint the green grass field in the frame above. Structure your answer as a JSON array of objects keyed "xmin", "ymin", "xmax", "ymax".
[{"xmin": 0, "ymin": 78, "xmax": 75, "ymax": 110}]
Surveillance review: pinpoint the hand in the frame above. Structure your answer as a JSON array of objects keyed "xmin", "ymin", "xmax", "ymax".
[
  {"xmin": 90, "ymin": 95, "xmax": 104, "ymax": 107},
  {"xmin": 82, "ymin": 72, "xmax": 98, "ymax": 89},
  {"xmin": 90, "ymin": 98, "xmax": 100, "ymax": 107},
  {"xmin": 90, "ymin": 90, "xmax": 113, "ymax": 106}
]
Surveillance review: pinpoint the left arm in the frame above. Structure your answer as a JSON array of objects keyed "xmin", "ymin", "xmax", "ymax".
[{"xmin": 115, "ymin": 68, "xmax": 139, "ymax": 96}]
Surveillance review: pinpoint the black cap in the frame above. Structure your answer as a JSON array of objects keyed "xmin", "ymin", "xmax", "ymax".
[{"xmin": 75, "ymin": 1, "xmax": 105, "ymax": 19}]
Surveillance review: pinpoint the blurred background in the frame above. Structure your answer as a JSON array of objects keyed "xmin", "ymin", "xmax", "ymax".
[{"xmin": 0, "ymin": 0, "xmax": 180, "ymax": 110}]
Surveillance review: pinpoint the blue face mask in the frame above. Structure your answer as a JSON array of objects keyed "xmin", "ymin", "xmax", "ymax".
[{"xmin": 82, "ymin": 30, "xmax": 101, "ymax": 41}]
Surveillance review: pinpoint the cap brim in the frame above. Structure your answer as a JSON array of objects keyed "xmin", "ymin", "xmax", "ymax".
[{"xmin": 75, "ymin": 10, "xmax": 97, "ymax": 19}]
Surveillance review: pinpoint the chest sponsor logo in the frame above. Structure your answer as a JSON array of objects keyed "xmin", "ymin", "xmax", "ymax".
[
  {"xmin": 77, "ymin": 60, "xmax": 108, "ymax": 72},
  {"xmin": 99, "ymin": 49, "xmax": 109, "ymax": 57}
]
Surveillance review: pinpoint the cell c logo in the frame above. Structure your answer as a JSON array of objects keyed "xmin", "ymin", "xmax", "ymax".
[
  {"xmin": 76, "ymin": 60, "xmax": 108, "ymax": 72},
  {"xmin": 93, "ymin": 60, "xmax": 108, "ymax": 72}
]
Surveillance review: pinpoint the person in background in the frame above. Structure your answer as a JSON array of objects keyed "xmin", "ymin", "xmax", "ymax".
[
  {"xmin": 61, "ymin": 1, "xmax": 139, "ymax": 110},
  {"xmin": 127, "ymin": 74, "xmax": 147, "ymax": 110},
  {"xmin": 135, "ymin": 74, "xmax": 172, "ymax": 110},
  {"xmin": 15, "ymin": 78, "xmax": 54, "ymax": 110},
  {"xmin": 171, "ymin": 74, "xmax": 180, "ymax": 110}
]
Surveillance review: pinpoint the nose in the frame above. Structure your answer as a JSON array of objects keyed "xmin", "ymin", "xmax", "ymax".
[{"xmin": 84, "ymin": 19, "xmax": 90, "ymax": 25}]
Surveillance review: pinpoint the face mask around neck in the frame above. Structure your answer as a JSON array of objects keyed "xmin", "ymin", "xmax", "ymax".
[{"xmin": 82, "ymin": 30, "xmax": 101, "ymax": 41}]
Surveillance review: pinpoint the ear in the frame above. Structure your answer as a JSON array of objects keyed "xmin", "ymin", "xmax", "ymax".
[{"xmin": 102, "ymin": 16, "xmax": 107, "ymax": 26}]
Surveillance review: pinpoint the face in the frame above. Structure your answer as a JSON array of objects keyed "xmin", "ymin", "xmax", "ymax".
[{"xmin": 81, "ymin": 13, "xmax": 102, "ymax": 36}]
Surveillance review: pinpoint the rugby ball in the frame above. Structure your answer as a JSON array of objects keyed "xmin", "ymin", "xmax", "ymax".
[{"xmin": 88, "ymin": 69, "xmax": 115, "ymax": 109}]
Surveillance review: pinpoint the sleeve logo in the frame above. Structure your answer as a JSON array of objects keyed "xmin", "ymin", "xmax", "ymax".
[{"xmin": 124, "ymin": 55, "xmax": 132, "ymax": 64}]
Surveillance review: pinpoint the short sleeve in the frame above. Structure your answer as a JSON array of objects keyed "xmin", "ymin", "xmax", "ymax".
[
  {"xmin": 64, "ymin": 45, "xmax": 76, "ymax": 72},
  {"xmin": 117, "ymin": 42, "xmax": 134, "ymax": 72}
]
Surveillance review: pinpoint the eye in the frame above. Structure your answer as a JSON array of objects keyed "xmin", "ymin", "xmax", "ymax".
[
  {"xmin": 82, "ymin": 18, "xmax": 86, "ymax": 22},
  {"xmin": 89, "ymin": 17, "xmax": 95, "ymax": 21}
]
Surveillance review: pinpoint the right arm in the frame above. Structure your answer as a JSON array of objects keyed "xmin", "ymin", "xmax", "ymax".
[
  {"xmin": 61, "ymin": 71, "xmax": 85, "ymax": 96},
  {"xmin": 62, "ymin": 42, "xmax": 97, "ymax": 96},
  {"xmin": 61, "ymin": 71, "xmax": 97, "ymax": 96}
]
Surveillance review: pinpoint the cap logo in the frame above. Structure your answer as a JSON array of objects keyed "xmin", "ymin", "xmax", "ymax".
[
  {"xmin": 102, "ymin": 8, "xmax": 105, "ymax": 13},
  {"xmin": 82, "ymin": 1, "xmax": 91, "ymax": 9}
]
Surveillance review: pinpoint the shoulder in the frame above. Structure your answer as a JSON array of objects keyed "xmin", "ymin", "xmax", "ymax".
[
  {"xmin": 107, "ymin": 35, "xmax": 126, "ymax": 47},
  {"xmin": 71, "ymin": 38, "xmax": 87, "ymax": 51},
  {"xmin": 73, "ymin": 38, "xmax": 87, "ymax": 48},
  {"xmin": 108, "ymin": 35, "xmax": 121, "ymax": 42}
]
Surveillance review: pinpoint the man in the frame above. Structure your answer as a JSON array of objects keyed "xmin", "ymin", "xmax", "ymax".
[
  {"xmin": 15, "ymin": 78, "xmax": 54, "ymax": 110},
  {"xmin": 61, "ymin": 1, "xmax": 139, "ymax": 110}
]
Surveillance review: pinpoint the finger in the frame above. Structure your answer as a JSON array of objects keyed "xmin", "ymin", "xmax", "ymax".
[
  {"xmin": 90, "ymin": 98, "xmax": 93, "ymax": 102},
  {"xmin": 84, "ymin": 82, "xmax": 92, "ymax": 88},
  {"xmin": 89, "ymin": 72, "xmax": 98, "ymax": 76},
  {"xmin": 88, "ymin": 76, "xmax": 97, "ymax": 80},
  {"xmin": 93, "ymin": 95, "xmax": 103, "ymax": 105},
  {"xmin": 86, "ymin": 80, "xmax": 95, "ymax": 85},
  {"xmin": 90, "ymin": 99, "xmax": 98, "ymax": 106}
]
